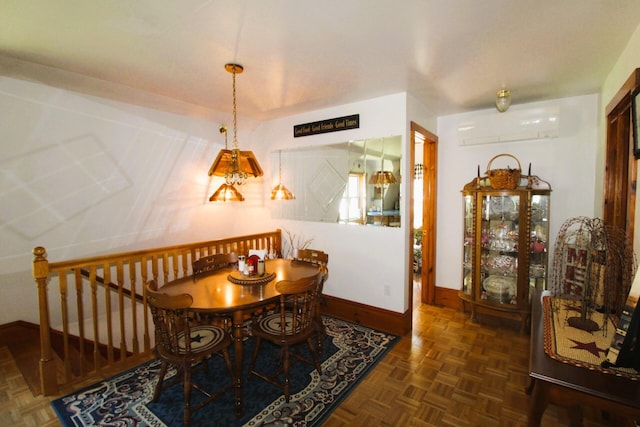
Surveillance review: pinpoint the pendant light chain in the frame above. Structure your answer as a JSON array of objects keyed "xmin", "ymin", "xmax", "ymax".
[
  {"xmin": 226, "ymin": 64, "xmax": 247, "ymax": 186},
  {"xmin": 231, "ymin": 65, "xmax": 239, "ymax": 150}
]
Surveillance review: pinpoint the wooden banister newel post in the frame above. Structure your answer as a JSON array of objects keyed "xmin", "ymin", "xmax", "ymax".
[{"xmin": 32, "ymin": 246, "xmax": 57, "ymax": 396}]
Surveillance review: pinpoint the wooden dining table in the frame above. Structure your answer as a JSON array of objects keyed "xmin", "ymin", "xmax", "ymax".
[{"xmin": 158, "ymin": 258, "xmax": 323, "ymax": 415}]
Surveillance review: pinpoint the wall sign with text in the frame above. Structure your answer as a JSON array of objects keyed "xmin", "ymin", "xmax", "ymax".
[{"xmin": 293, "ymin": 114, "xmax": 359, "ymax": 138}]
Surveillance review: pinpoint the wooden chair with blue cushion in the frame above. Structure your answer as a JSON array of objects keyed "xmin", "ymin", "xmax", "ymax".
[
  {"xmin": 146, "ymin": 280, "xmax": 234, "ymax": 427},
  {"xmin": 247, "ymin": 271, "xmax": 324, "ymax": 402}
]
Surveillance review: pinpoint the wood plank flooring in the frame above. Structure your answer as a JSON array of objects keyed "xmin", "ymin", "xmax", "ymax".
[{"xmin": 1, "ymin": 297, "xmax": 638, "ymax": 426}]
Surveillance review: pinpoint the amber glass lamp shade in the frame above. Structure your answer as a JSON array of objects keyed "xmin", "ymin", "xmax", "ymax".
[
  {"xmin": 270, "ymin": 183, "xmax": 295, "ymax": 200},
  {"xmin": 208, "ymin": 149, "xmax": 264, "ymax": 180},
  {"xmin": 209, "ymin": 183, "xmax": 245, "ymax": 202},
  {"xmin": 270, "ymin": 150, "xmax": 295, "ymax": 201},
  {"xmin": 369, "ymin": 170, "xmax": 398, "ymax": 186}
]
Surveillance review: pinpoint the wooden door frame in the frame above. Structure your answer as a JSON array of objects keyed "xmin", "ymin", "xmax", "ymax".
[
  {"xmin": 604, "ymin": 69, "xmax": 639, "ymax": 247},
  {"xmin": 409, "ymin": 121, "xmax": 438, "ymax": 307}
]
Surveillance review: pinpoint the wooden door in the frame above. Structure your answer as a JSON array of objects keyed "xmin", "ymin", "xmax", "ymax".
[
  {"xmin": 604, "ymin": 69, "xmax": 639, "ymax": 246},
  {"xmin": 410, "ymin": 121, "xmax": 438, "ymax": 306}
]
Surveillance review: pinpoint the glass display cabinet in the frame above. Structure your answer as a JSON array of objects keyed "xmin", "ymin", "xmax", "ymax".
[{"xmin": 460, "ymin": 156, "xmax": 551, "ymax": 332}]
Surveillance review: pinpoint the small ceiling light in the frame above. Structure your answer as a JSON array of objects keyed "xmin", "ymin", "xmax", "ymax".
[
  {"xmin": 495, "ymin": 89, "xmax": 511, "ymax": 113},
  {"xmin": 270, "ymin": 150, "xmax": 295, "ymax": 200},
  {"xmin": 208, "ymin": 64, "xmax": 263, "ymax": 202}
]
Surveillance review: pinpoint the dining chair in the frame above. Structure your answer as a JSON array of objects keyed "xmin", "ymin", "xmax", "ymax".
[
  {"xmin": 247, "ymin": 271, "xmax": 324, "ymax": 402},
  {"xmin": 192, "ymin": 252, "xmax": 239, "ymax": 280},
  {"xmin": 292, "ymin": 248, "xmax": 329, "ymax": 268},
  {"xmin": 146, "ymin": 280, "xmax": 234, "ymax": 427},
  {"xmin": 292, "ymin": 248, "xmax": 329, "ymax": 351},
  {"xmin": 192, "ymin": 253, "xmax": 239, "ymax": 328}
]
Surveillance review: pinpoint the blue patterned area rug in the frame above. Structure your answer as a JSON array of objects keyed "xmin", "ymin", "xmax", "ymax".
[{"xmin": 51, "ymin": 316, "xmax": 398, "ymax": 426}]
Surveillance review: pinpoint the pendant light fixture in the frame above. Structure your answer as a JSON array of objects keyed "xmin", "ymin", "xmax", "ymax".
[
  {"xmin": 270, "ymin": 150, "xmax": 295, "ymax": 200},
  {"xmin": 495, "ymin": 89, "xmax": 511, "ymax": 113},
  {"xmin": 208, "ymin": 124, "xmax": 245, "ymax": 201},
  {"xmin": 369, "ymin": 170, "xmax": 398, "ymax": 186},
  {"xmin": 208, "ymin": 63, "xmax": 263, "ymax": 202},
  {"xmin": 209, "ymin": 183, "xmax": 245, "ymax": 202}
]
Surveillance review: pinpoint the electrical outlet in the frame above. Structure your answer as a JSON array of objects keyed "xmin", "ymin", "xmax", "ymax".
[{"xmin": 384, "ymin": 285, "xmax": 391, "ymax": 296}]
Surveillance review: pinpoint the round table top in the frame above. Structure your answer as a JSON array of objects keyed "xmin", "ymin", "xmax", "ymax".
[{"xmin": 159, "ymin": 258, "xmax": 322, "ymax": 313}]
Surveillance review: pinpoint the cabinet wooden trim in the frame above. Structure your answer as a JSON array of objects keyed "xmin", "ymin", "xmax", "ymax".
[{"xmin": 459, "ymin": 171, "xmax": 551, "ymax": 332}]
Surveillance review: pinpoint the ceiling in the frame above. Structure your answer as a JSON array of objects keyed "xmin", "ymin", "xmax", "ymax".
[{"xmin": 1, "ymin": 1, "xmax": 639, "ymax": 122}]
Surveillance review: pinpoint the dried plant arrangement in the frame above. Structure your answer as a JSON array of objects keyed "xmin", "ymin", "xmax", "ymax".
[{"xmin": 282, "ymin": 228, "xmax": 314, "ymax": 259}]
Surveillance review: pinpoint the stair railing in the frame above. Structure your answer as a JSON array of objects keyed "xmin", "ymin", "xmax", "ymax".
[{"xmin": 32, "ymin": 230, "xmax": 282, "ymax": 396}]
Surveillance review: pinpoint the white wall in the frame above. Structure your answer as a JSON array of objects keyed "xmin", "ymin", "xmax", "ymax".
[
  {"xmin": 256, "ymin": 93, "xmax": 413, "ymax": 312},
  {"xmin": 0, "ymin": 77, "xmax": 258, "ymax": 324},
  {"xmin": 436, "ymin": 95, "xmax": 599, "ymax": 290},
  {"xmin": 1, "ymin": 50, "xmax": 629, "ymax": 325},
  {"xmin": 407, "ymin": 93, "xmax": 437, "ymax": 133},
  {"xmin": 0, "ymin": 83, "xmax": 418, "ymax": 326}
]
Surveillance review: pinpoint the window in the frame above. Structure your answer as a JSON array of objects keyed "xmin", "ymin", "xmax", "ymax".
[{"xmin": 339, "ymin": 173, "xmax": 365, "ymax": 224}]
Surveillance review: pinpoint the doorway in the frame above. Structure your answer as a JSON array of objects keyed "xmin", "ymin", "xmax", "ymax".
[
  {"xmin": 604, "ymin": 69, "xmax": 639, "ymax": 248},
  {"xmin": 410, "ymin": 121, "xmax": 438, "ymax": 309}
]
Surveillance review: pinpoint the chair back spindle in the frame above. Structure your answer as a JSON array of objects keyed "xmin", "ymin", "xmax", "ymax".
[
  {"xmin": 292, "ymin": 248, "xmax": 328, "ymax": 269},
  {"xmin": 146, "ymin": 283, "xmax": 195, "ymax": 358},
  {"xmin": 192, "ymin": 252, "xmax": 239, "ymax": 280},
  {"xmin": 291, "ymin": 248, "xmax": 329, "ymax": 351},
  {"xmin": 276, "ymin": 274, "xmax": 321, "ymax": 338}
]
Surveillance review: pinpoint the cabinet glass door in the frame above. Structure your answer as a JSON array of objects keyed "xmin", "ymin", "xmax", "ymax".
[
  {"xmin": 462, "ymin": 194, "xmax": 474, "ymax": 295},
  {"xmin": 529, "ymin": 193, "xmax": 550, "ymax": 290},
  {"xmin": 480, "ymin": 194, "xmax": 520, "ymax": 305}
]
